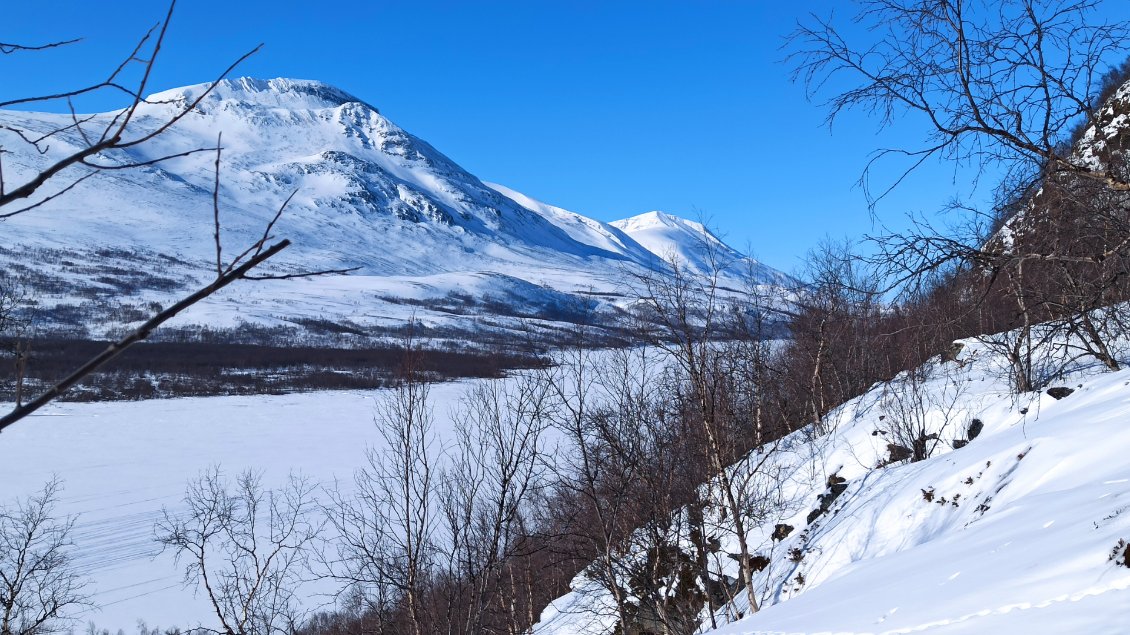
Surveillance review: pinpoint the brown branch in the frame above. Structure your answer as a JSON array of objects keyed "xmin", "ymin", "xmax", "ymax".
[
  {"xmin": 0, "ymin": 240, "xmax": 291, "ymax": 433},
  {"xmin": 0, "ymin": 38, "xmax": 81, "ymax": 54},
  {"xmin": 0, "ymin": 141, "xmax": 116, "ymax": 208},
  {"xmin": 0, "ymin": 1, "xmax": 261, "ymax": 210},
  {"xmin": 223, "ymin": 190, "xmax": 297, "ymax": 274},
  {"xmin": 213, "ymin": 133, "xmax": 224, "ymax": 278}
]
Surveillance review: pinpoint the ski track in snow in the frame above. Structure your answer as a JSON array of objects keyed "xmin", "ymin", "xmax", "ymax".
[{"xmin": 1, "ymin": 375, "xmax": 541, "ymax": 630}]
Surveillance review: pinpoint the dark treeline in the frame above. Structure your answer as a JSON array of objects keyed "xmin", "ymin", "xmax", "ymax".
[{"xmin": 0, "ymin": 337, "xmax": 548, "ymax": 402}]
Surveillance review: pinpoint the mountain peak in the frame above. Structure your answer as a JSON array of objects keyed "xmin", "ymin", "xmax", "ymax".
[
  {"xmin": 611, "ymin": 211, "xmax": 713, "ymax": 240},
  {"xmin": 146, "ymin": 77, "xmax": 377, "ymax": 113}
]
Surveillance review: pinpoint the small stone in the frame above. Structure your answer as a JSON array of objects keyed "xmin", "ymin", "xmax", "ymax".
[
  {"xmin": 967, "ymin": 419, "xmax": 984, "ymax": 440},
  {"xmin": 1046, "ymin": 386, "xmax": 1075, "ymax": 400}
]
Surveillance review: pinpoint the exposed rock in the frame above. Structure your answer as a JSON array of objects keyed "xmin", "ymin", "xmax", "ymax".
[
  {"xmin": 942, "ymin": 341, "xmax": 965, "ymax": 363},
  {"xmin": 968, "ymin": 419, "xmax": 984, "ymax": 440},
  {"xmin": 887, "ymin": 443, "xmax": 913, "ymax": 463},
  {"xmin": 1047, "ymin": 386, "xmax": 1075, "ymax": 400},
  {"xmin": 772, "ymin": 523, "xmax": 795, "ymax": 541},
  {"xmin": 807, "ymin": 474, "xmax": 849, "ymax": 524},
  {"xmin": 750, "ymin": 554, "xmax": 770, "ymax": 572}
]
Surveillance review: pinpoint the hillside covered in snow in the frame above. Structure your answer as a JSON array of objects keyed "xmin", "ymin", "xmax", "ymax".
[
  {"xmin": 533, "ymin": 332, "xmax": 1130, "ymax": 635},
  {"xmin": 527, "ymin": 60, "xmax": 1130, "ymax": 635}
]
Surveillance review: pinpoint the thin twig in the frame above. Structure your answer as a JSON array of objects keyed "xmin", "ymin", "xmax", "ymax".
[{"xmin": 213, "ymin": 132, "xmax": 224, "ymax": 278}]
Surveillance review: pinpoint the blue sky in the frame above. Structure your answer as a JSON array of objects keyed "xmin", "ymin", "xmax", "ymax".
[{"xmin": 4, "ymin": 1, "xmax": 1127, "ymax": 272}]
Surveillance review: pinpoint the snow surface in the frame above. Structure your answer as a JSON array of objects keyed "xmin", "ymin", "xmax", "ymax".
[
  {"xmin": 0, "ymin": 372, "xmax": 559, "ymax": 631},
  {"xmin": 533, "ymin": 338, "xmax": 1130, "ymax": 635},
  {"xmin": 5, "ymin": 320, "xmax": 1130, "ymax": 634}
]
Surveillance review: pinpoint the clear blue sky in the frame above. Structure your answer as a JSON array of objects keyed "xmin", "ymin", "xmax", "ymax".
[{"xmin": 4, "ymin": 1, "xmax": 1128, "ymax": 272}]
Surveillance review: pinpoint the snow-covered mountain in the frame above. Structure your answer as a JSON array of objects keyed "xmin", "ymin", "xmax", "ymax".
[
  {"xmin": 0, "ymin": 77, "xmax": 787, "ymax": 341},
  {"xmin": 612, "ymin": 211, "xmax": 791, "ymax": 285}
]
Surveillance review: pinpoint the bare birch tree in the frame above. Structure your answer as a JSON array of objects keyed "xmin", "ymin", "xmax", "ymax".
[
  {"xmin": 540, "ymin": 335, "xmax": 641, "ymax": 631},
  {"xmin": 791, "ymin": 0, "xmax": 1130, "ymax": 205},
  {"xmin": 156, "ymin": 468, "xmax": 321, "ymax": 635},
  {"xmin": 632, "ymin": 242, "xmax": 796, "ymax": 619},
  {"xmin": 791, "ymin": 0, "xmax": 1130, "ymax": 388},
  {"xmin": 438, "ymin": 375, "xmax": 549, "ymax": 633},
  {"xmin": 0, "ymin": 478, "xmax": 87, "ymax": 635},
  {"xmin": 323, "ymin": 353, "xmax": 439, "ymax": 635}
]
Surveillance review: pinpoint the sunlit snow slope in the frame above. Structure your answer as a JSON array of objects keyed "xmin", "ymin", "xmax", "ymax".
[{"xmin": 534, "ymin": 336, "xmax": 1130, "ymax": 635}]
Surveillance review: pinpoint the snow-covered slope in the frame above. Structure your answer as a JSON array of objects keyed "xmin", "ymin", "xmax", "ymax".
[
  {"xmin": 0, "ymin": 78, "xmax": 787, "ymax": 340},
  {"xmin": 534, "ymin": 336, "xmax": 1130, "ymax": 635}
]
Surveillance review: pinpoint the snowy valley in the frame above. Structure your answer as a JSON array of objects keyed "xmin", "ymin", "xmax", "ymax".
[{"xmin": 5, "ymin": 3, "xmax": 1130, "ymax": 634}]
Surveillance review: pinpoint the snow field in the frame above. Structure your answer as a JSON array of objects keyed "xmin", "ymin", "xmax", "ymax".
[{"xmin": 0, "ymin": 375, "xmax": 531, "ymax": 630}]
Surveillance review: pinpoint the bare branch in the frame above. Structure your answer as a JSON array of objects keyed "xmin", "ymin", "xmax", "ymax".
[
  {"xmin": 0, "ymin": 39, "xmax": 81, "ymax": 55},
  {"xmin": 0, "ymin": 240, "xmax": 291, "ymax": 433}
]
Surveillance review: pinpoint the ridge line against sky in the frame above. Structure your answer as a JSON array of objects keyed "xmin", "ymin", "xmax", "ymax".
[{"xmin": 5, "ymin": 1, "xmax": 1130, "ymax": 271}]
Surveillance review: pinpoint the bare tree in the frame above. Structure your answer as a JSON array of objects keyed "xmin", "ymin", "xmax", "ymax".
[
  {"xmin": 634, "ymin": 247, "xmax": 802, "ymax": 620},
  {"xmin": 156, "ymin": 468, "xmax": 321, "ymax": 635},
  {"xmin": 878, "ymin": 363, "xmax": 969, "ymax": 462},
  {"xmin": 792, "ymin": 0, "xmax": 1130, "ymax": 204},
  {"xmin": 438, "ymin": 375, "xmax": 549, "ymax": 634},
  {"xmin": 316, "ymin": 488, "xmax": 400, "ymax": 635},
  {"xmin": 0, "ymin": 272, "xmax": 31, "ymax": 407},
  {"xmin": 0, "ymin": 478, "xmax": 88, "ymax": 635},
  {"xmin": 322, "ymin": 349, "xmax": 440, "ymax": 635},
  {"xmin": 791, "ymin": 0, "xmax": 1130, "ymax": 389},
  {"xmin": 0, "ymin": 274, "xmax": 24, "ymax": 338},
  {"xmin": 592, "ymin": 346, "xmax": 705, "ymax": 635},
  {"xmin": 540, "ymin": 336, "xmax": 645, "ymax": 632}
]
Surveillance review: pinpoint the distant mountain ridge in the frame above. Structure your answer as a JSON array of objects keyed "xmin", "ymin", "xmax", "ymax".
[{"xmin": 0, "ymin": 77, "xmax": 788, "ymax": 342}]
